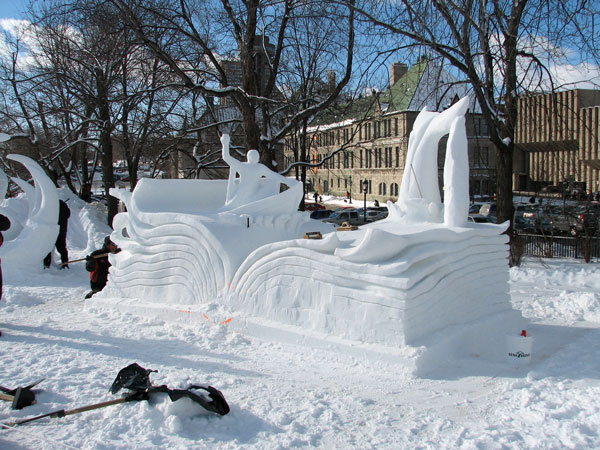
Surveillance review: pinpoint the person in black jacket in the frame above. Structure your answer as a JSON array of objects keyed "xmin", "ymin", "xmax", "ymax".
[
  {"xmin": 84, "ymin": 236, "xmax": 120, "ymax": 299},
  {"xmin": 0, "ymin": 214, "xmax": 10, "ymax": 337},
  {"xmin": 44, "ymin": 199, "xmax": 71, "ymax": 268}
]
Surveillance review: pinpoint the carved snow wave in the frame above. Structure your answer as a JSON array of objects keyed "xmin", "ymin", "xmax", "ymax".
[
  {"xmin": 105, "ymin": 177, "xmax": 332, "ymax": 305},
  {"xmin": 229, "ymin": 224, "xmax": 512, "ymax": 347}
]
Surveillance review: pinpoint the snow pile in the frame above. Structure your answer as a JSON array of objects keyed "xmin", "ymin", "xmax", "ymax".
[
  {"xmin": 93, "ymin": 97, "xmax": 521, "ymax": 373},
  {"xmin": 1, "ymin": 192, "xmax": 600, "ymax": 448},
  {"xmin": 2, "ymin": 252, "xmax": 600, "ymax": 448}
]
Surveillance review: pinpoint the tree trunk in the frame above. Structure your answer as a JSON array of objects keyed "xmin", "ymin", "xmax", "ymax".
[{"xmin": 96, "ymin": 73, "xmax": 117, "ymax": 227}]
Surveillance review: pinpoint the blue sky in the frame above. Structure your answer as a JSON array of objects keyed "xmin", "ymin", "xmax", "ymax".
[{"xmin": 0, "ymin": 0, "xmax": 29, "ymax": 20}]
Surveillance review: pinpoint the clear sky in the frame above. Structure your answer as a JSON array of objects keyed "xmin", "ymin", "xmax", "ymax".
[{"xmin": 0, "ymin": 0, "xmax": 29, "ymax": 20}]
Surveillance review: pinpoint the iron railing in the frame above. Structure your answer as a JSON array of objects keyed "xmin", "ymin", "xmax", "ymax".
[{"xmin": 517, "ymin": 233, "xmax": 600, "ymax": 260}]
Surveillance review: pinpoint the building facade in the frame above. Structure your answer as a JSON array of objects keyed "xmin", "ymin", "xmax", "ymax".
[
  {"xmin": 284, "ymin": 60, "xmax": 497, "ymax": 202},
  {"xmin": 515, "ymin": 89, "xmax": 600, "ymax": 195}
]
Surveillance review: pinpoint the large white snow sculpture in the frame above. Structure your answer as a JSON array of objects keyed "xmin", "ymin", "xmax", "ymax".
[
  {"xmin": 0, "ymin": 155, "xmax": 59, "ymax": 270},
  {"xmin": 104, "ymin": 137, "xmax": 332, "ymax": 307},
  {"xmin": 96, "ymin": 98, "xmax": 522, "ymax": 373}
]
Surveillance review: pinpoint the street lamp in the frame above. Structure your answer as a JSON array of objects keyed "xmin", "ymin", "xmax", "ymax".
[
  {"xmin": 362, "ymin": 179, "xmax": 369, "ymax": 223},
  {"xmin": 349, "ymin": 177, "xmax": 352, "ymax": 204}
]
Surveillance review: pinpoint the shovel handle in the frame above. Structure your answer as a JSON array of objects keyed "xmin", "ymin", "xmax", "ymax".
[
  {"xmin": 4, "ymin": 395, "xmax": 139, "ymax": 426},
  {"xmin": 0, "ymin": 393, "xmax": 13, "ymax": 402},
  {"xmin": 63, "ymin": 397, "xmax": 128, "ymax": 416},
  {"xmin": 60, "ymin": 253, "xmax": 111, "ymax": 266}
]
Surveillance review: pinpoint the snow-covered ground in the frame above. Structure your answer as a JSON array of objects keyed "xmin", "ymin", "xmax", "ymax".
[{"xmin": 1, "ymin": 198, "xmax": 600, "ymax": 449}]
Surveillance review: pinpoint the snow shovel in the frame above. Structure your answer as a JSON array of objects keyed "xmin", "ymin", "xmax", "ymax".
[
  {"xmin": 110, "ymin": 363, "xmax": 230, "ymax": 416},
  {"xmin": 3, "ymin": 363, "xmax": 229, "ymax": 427},
  {"xmin": 0, "ymin": 379, "xmax": 44, "ymax": 410}
]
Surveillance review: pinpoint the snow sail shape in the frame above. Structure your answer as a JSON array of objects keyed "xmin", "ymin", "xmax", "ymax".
[{"xmin": 0, "ymin": 155, "xmax": 59, "ymax": 270}]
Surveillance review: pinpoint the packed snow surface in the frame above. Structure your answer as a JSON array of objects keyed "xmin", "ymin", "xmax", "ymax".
[{"xmin": 1, "ymin": 198, "xmax": 600, "ymax": 449}]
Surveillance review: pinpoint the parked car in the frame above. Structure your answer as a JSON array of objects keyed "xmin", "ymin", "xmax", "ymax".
[
  {"xmin": 469, "ymin": 202, "xmax": 485, "ymax": 214},
  {"xmin": 310, "ymin": 209, "xmax": 333, "ymax": 220},
  {"xmin": 478, "ymin": 202, "xmax": 496, "ymax": 217},
  {"xmin": 532, "ymin": 205, "xmax": 596, "ymax": 236},
  {"xmin": 304, "ymin": 203, "xmax": 326, "ymax": 211},
  {"xmin": 368, "ymin": 209, "xmax": 389, "ymax": 222},
  {"xmin": 468, "ymin": 214, "xmax": 494, "ymax": 223},
  {"xmin": 572, "ymin": 205, "xmax": 599, "ymax": 236},
  {"xmin": 324, "ymin": 209, "xmax": 363, "ymax": 226}
]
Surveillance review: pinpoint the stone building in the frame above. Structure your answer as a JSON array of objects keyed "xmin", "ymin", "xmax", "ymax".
[
  {"xmin": 284, "ymin": 59, "xmax": 497, "ymax": 202},
  {"xmin": 514, "ymin": 89, "xmax": 600, "ymax": 195}
]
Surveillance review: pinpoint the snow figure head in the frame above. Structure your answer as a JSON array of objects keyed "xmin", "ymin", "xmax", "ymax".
[
  {"xmin": 389, "ymin": 97, "xmax": 470, "ymax": 226},
  {"xmin": 0, "ymin": 155, "xmax": 59, "ymax": 271},
  {"xmin": 247, "ymin": 150, "xmax": 260, "ymax": 164}
]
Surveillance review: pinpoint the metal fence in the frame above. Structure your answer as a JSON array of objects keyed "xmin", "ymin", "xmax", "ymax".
[{"xmin": 517, "ymin": 233, "xmax": 600, "ymax": 260}]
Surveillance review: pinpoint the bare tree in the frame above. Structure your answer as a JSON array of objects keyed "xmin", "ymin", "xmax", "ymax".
[
  {"xmin": 108, "ymin": 0, "xmax": 357, "ymax": 170},
  {"xmin": 15, "ymin": 1, "xmax": 192, "ymax": 224},
  {"xmin": 356, "ymin": 0, "xmax": 600, "ymax": 264}
]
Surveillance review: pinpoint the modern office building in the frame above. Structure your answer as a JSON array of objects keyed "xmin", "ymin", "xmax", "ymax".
[{"xmin": 514, "ymin": 89, "xmax": 600, "ymax": 196}]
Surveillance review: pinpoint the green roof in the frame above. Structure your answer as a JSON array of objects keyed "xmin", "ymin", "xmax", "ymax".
[
  {"xmin": 310, "ymin": 59, "xmax": 427, "ymax": 126},
  {"xmin": 381, "ymin": 59, "xmax": 428, "ymax": 111}
]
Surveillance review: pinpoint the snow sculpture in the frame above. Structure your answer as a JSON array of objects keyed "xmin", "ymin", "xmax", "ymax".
[
  {"xmin": 97, "ymin": 98, "xmax": 522, "ymax": 374},
  {"xmin": 105, "ymin": 137, "xmax": 331, "ymax": 307},
  {"xmin": 392, "ymin": 97, "xmax": 470, "ymax": 226},
  {"xmin": 221, "ymin": 134, "xmax": 297, "ymax": 211},
  {"xmin": 0, "ymin": 155, "xmax": 59, "ymax": 269}
]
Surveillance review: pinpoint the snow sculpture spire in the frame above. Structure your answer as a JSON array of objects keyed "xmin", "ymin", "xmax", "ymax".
[
  {"xmin": 396, "ymin": 97, "xmax": 470, "ymax": 224},
  {"xmin": 0, "ymin": 155, "xmax": 59, "ymax": 269}
]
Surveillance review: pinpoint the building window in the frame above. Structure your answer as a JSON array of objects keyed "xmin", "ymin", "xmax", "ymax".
[
  {"xmin": 359, "ymin": 124, "xmax": 362, "ymax": 141},
  {"xmin": 395, "ymin": 147, "xmax": 400, "ymax": 167},
  {"xmin": 360, "ymin": 150, "xmax": 363, "ymax": 168},
  {"xmin": 378, "ymin": 182, "xmax": 387, "ymax": 196},
  {"xmin": 391, "ymin": 183, "xmax": 399, "ymax": 196},
  {"xmin": 395, "ymin": 118, "xmax": 398, "ymax": 136},
  {"xmin": 351, "ymin": 151, "xmax": 354, "ymax": 168}
]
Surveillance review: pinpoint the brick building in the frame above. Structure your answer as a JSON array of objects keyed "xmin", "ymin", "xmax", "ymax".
[
  {"xmin": 284, "ymin": 59, "xmax": 497, "ymax": 202},
  {"xmin": 515, "ymin": 89, "xmax": 600, "ymax": 195}
]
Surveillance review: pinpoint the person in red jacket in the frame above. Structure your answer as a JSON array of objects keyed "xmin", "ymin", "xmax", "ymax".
[
  {"xmin": 84, "ymin": 236, "xmax": 120, "ymax": 299},
  {"xmin": 0, "ymin": 214, "xmax": 11, "ymax": 337}
]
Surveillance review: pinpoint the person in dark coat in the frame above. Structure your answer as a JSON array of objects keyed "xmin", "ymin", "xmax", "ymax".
[
  {"xmin": 0, "ymin": 214, "xmax": 11, "ymax": 337},
  {"xmin": 84, "ymin": 236, "xmax": 120, "ymax": 299},
  {"xmin": 44, "ymin": 199, "xmax": 71, "ymax": 268}
]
